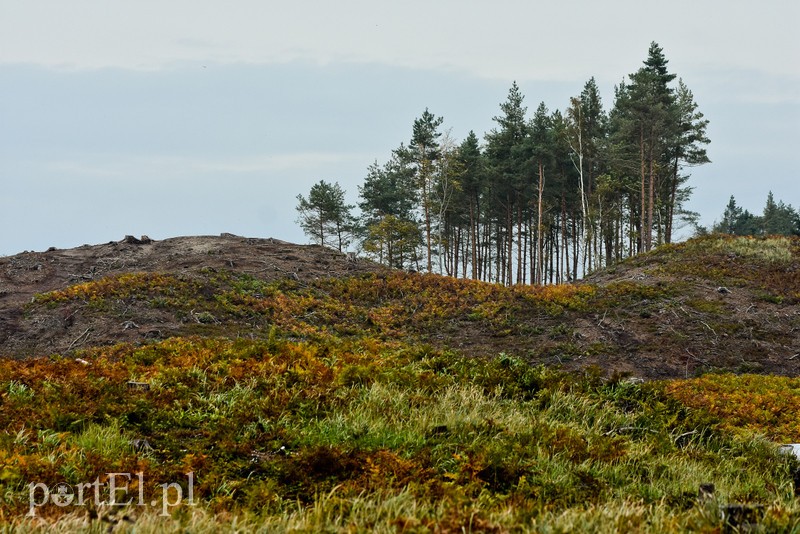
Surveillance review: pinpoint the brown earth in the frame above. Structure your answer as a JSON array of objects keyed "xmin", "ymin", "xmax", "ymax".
[
  {"xmin": 0, "ymin": 234, "xmax": 385, "ymax": 357},
  {"xmin": 1, "ymin": 234, "xmax": 799, "ymax": 379}
]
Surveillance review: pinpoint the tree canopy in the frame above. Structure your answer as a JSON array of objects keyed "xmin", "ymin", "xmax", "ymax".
[{"xmin": 297, "ymin": 42, "xmax": 714, "ymax": 283}]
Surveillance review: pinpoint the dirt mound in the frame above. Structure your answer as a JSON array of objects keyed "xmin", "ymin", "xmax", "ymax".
[
  {"xmin": 1, "ymin": 234, "xmax": 798, "ymax": 379},
  {"xmin": 0, "ymin": 234, "xmax": 384, "ymax": 356}
]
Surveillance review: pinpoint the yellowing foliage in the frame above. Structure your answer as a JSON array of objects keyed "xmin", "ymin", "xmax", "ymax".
[
  {"xmin": 665, "ymin": 374, "xmax": 800, "ymax": 442},
  {"xmin": 34, "ymin": 273, "xmax": 190, "ymax": 304}
]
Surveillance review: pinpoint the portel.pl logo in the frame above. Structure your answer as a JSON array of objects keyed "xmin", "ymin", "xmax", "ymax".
[{"xmin": 28, "ymin": 472, "xmax": 195, "ymax": 517}]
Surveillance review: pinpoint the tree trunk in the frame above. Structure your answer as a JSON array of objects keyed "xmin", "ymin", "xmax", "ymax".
[
  {"xmin": 537, "ymin": 161, "xmax": 545, "ymax": 285},
  {"xmin": 507, "ymin": 194, "xmax": 514, "ymax": 286},
  {"xmin": 647, "ymin": 146, "xmax": 655, "ymax": 251},
  {"xmin": 639, "ymin": 128, "xmax": 647, "ymax": 253},
  {"xmin": 423, "ymin": 170, "xmax": 433, "ymax": 272}
]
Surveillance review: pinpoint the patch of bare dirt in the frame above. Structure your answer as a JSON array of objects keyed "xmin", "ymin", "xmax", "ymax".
[{"xmin": 0, "ymin": 234, "xmax": 385, "ymax": 356}]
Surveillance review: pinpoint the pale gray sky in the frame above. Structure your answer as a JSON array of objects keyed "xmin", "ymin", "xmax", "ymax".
[{"xmin": 1, "ymin": 0, "xmax": 798, "ymax": 254}]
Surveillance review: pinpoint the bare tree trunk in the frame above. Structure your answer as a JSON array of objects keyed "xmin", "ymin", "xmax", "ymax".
[
  {"xmin": 537, "ymin": 161, "xmax": 545, "ymax": 285},
  {"xmin": 470, "ymin": 200, "xmax": 477, "ymax": 279},
  {"xmin": 639, "ymin": 129, "xmax": 647, "ymax": 253},
  {"xmin": 646, "ymin": 147, "xmax": 655, "ymax": 251},
  {"xmin": 562, "ymin": 192, "xmax": 569, "ymax": 282},
  {"xmin": 507, "ymin": 195, "xmax": 514, "ymax": 286},
  {"xmin": 516, "ymin": 202, "xmax": 523, "ymax": 285},
  {"xmin": 572, "ymin": 208, "xmax": 578, "ymax": 281},
  {"xmin": 528, "ymin": 207, "xmax": 535, "ymax": 285},
  {"xmin": 666, "ymin": 156, "xmax": 679, "ymax": 244},
  {"xmin": 418, "ymin": 154, "xmax": 433, "ymax": 273}
]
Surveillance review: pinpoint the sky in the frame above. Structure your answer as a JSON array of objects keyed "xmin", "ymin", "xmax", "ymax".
[{"xmin": 1, "ymin": 0, "xmax": 798, "ymax": 256}]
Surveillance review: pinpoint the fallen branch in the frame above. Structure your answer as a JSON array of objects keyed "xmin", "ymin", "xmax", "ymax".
[{"xmin": 67, "ymin": 328, "xmax": 91, "ymax": 351}]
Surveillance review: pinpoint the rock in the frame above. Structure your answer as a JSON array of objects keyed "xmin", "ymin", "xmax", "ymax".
[
  {"xmin": 778, "ymin": 443, "xmax": 800, "ymax": 459},
  {"xmin": 122, "ymin": 235, "xmax": 152, "ymax": 245}
]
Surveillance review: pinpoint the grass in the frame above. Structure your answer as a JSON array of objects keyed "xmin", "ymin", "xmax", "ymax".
[
  {"xmin": 711, "ymin": 235, "xmax": 793, "ymax": 264},
  {"xmin": 1, "ymin": 337, "xmax": 800, "ymax": 531},
  {"xmin": 5, "ymin": 235, "xmax": 800, "ymax": 531}
]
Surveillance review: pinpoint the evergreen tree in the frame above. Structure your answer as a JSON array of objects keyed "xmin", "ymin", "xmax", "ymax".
[
  {"xmin": 529, "ymin": 102, "xmax": 554, "ymax": 284},
  {"xmin": 712, "ymin": 193, "xmax": 800, "ymax": 236},
  {"xmin": 358, "ymin": 150, "xmax": 417, "ymax": 223},
  {"xmin": 293, "ymin": 42, "xmax": 711, "ymax": 283},
  {"xmin": 295, "ymin": 180, "xmax": 356, "ymax": 251},
  {"xmin": 663, "ymin": 79, "xmax": 710, "ymax": 243},
  {"xmin": 718, "ymin": 196, "xmax": 744, "ymax": 234},
  {"xmin": 457, "ymin": 131, "xmax": 486, "ymax": 279},
  {"xmin": 763, "ymin": 191, "xmax": 799, "ymax": 235},
  {"xmin": 609, "ymin": 42, "xmax": 687, "ymax": 252},
  {"xmin": 485, "ymin": 82, "xmax": 530, "ymax": 284},
  {"xmin": 406, "ymin": 109, "xmax": 445, "ymax": 272},
  {"xmin": 357, "ymin": 149, "xmax": 422, "ymax": 267}
]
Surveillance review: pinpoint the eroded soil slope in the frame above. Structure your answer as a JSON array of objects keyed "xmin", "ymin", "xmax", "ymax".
[
  {"xmin": 1, "ymin": 234, "xmax": 798, "ymax": 379},
  {"xmin": 0, "ymin": 234, "xmax": 384, "ymax": 356}
]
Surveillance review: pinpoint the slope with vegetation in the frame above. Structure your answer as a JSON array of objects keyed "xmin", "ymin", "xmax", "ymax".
[{"xmin": 0, "ymin": 233, "xmax": 799, "ymax": 531}]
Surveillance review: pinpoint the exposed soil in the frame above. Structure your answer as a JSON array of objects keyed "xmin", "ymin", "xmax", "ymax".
[
  {"xmin": 1, "ymin": 234, "xmax": 798, "ymax": 379},
  {"xmin": 0, "ymin": 234, "xmax": 385, "ymax": 357}
]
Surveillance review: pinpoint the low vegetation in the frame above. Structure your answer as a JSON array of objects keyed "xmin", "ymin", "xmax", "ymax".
[
  {"xmin": 2, "ymin": 337, "xmax": 799, "ymax": 531},
  {"xmin": 1, "ymin": 234, "xmax": 799, "ymax": 531}
]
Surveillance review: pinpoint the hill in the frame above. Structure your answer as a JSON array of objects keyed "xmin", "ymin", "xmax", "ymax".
[
  {"xmin": 2, "ymin": 233, "xmax": 798, "ymax": 378},
  {"xmin": 1, "ymin": 234, "xmax": 800, "ymax": 532}
]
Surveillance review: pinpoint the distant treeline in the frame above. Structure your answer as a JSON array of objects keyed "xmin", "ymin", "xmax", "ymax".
[
  {"xmin": 710, "ymin": 193, "xmax": 800, "ymax": 237},
  {"xmin": 296, "ymin": 42, "xmax": 710, "ymax": 284}
]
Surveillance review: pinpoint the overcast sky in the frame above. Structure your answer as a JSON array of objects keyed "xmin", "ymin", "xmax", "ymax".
[{"xmin": 1, "ymin": 0, "xmax": 798, "ymax": 255}]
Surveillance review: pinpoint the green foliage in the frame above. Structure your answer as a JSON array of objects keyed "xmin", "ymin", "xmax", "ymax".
[
  {"xmin": 279, "ymin": 43, "xmax": 712, "ymax": 284},
  {"xmin": 10, "ymin": 234, "xmax": 800, "ymax": 530},
  {"xmin": 1, "ymin": 335, "xmax": 799, "ymax": 530},
  {"xmin": 713, "ymin": 193, "xmax": 800, "ymax": 237},
  {"xmin": 295, "ymin": 180, "xmax": 356, "ymax": 251}
]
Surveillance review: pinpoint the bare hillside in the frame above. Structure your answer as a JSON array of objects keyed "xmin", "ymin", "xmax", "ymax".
[{"xmin": 1, "ymin": 233, "xmax": 798, "ymax": 379}]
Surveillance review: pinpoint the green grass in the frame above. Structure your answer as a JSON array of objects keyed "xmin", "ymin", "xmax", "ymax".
[
  {"xmin": 1, "ymin": 337, "xmax": 799, "ymax": 531},
  {"xmin": 6, "ymin": 235, "xmax": 800, "ymax": 531},
  {"xmin": 711, "ymin": 235, "xmax": 793, "ymax": 264}
]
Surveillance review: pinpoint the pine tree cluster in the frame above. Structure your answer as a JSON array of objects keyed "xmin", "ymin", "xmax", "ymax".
[{"xmin": 297, "ymin": 42, "xmax": 711, "ymax": 284}]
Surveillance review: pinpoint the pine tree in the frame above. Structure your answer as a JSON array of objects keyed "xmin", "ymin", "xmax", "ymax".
[
  {"xmin": 457, "ymin": 131, "xmax": 486, "ymax": 279},
  {"xmin": 763, "ymin": 192, "xmax": 799, "ymax": 235},
  {"xmin": 609, "ymin": 42, "xmax": 682, "ymax": 252},
  {"xmin": 295, "ymin": 42, "xmax": 711, "ymax": 283},
  {"xmin": 295, "ymin": 180, "xmax": 356, "ymax": 251},
  {"xmin": 485, "ymin": 82, "xmax": 530, "ymax": 284},
  {"xmin": 718, "ymin": 196, "xmax": 743, "ymax": 234},
  {"xmin": 529, "ymin": 103, "xmax": 554, "ymax": 284},
  {"xmin": 358, "ymin": 150, "xmax": 417, "ymax": 223},
  {"xmin": 358, "ymin": 149, "xmax": 422, "ymax": 267},
  {"xmin": 663, "ymin": 79, "xmax": 710, "ymax": 243},
  {"xmin": 406, "ymin": 109, "xmax": 444, "ymax": 273}
]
